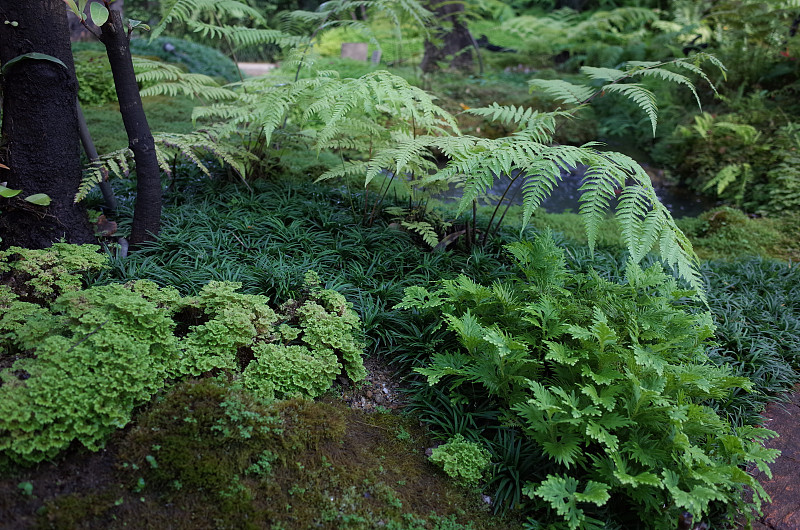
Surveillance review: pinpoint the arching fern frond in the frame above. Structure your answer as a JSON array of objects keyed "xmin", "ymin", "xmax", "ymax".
[
  {"xmin": 580, "ymin": 66, "xmax": 627, "ymax": 83},
  {"xmin": 601, "ymin": 84, "xmax": 658, "ymax": 136},
  {"xmin": 153, "ymin": 0, "xmax": 266, "ymax": 39},
  {"xmin": 75, "ymin": 148, "xmax": 131, "ymax": 203},
  {"xmin": 528, "ymin": 80, "xmax": 594, "ymax": 107},
  {"xmin": 466, "ymin": 104, "xmax": 564, "ymax": 141},
  {"xmin": 188, "ymin": 22, "xmax": 305, "ymax": 49},
  {"xmin": 133, "ymin": 58, "xmax": 238, "ymax": 100}
]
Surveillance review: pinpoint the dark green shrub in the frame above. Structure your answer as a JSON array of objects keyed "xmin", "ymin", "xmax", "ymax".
[
  {"xmin": 398, "ymin": 232, "xmax": 778, "ymax": 528},
  {"xmin": 73, "ymin": 50, "xmax": 117, "ymax": 106},
  {"xmin": 129, "ymin": 37, "xmax": 240, "ymax": 82}
]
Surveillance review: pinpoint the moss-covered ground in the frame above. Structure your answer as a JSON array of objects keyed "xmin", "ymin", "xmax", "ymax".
[{"xmin": 0, "ymin": 377, "xmax": 518, "ymax": 529}]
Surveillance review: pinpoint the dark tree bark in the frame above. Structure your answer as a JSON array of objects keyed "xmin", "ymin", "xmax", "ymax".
[
  {"xmin": 0, "ymin": 0, "xmax": 96, "ymax": 250},
  {"xmin": 68, "ymin": 0, "xmax": 123, "ymax": 41},
  {"xmin": 97, "ymin": 7, "xmax": 162, "ymax": 246},
  {"xmin": 420, "ymin": 2, "xmax": 475, "ymax": 73}
]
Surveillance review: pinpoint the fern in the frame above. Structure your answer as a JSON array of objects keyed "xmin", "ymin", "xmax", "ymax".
[
  {"xmin": 401, "ymin": 221, "xmax": 440, "ymax": 247},
  {"xmin": 153, "ymin": 0, "xmax": 267, "ymax": 39},
  {"xmin": 133, "ymin": 57, "xmax": 238, "ymax": 100}
]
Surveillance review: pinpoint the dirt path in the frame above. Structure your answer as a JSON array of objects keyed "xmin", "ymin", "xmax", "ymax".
[
  {"xmin": 237, "ymin": 62, "xmax": 278, "ymax": 76},
  {"xmin": 751, "ymin": 387, "xmax": 800, "ymax": 529}
]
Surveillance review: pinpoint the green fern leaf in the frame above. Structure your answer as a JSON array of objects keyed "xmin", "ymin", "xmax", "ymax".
[
  {"xmin": 601, "ymin": 83, "xmax": 657, "ymax": 136},
  {"xmin": 529, "ymin": 79, "xmax": 594, "ymax": 106}
]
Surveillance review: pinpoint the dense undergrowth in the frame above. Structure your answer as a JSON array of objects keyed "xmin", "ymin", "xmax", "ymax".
[
  {"xmin": 3, "ymin": 0, "xmax": 800, "ymax": 528},
  {"xmin": 4, "ymin": 175, "xmax": 800, "ymax": 528}
]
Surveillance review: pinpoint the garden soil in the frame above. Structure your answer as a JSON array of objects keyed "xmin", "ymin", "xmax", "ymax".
[{"xmin": 751, "ymin": 386, "xmax": 800, "ymax": 530}]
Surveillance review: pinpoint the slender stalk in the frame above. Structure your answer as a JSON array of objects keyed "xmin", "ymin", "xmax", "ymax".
[
  {"xmin": 481, "ymin": 172, "xmax": 521, "ymax": 246},
  {"xmin": 76, "ymin": 98, "xmax": 117, "ymax": 214},
  {"xmin": 471, "ymin": 199, "xmax": 477, "ymax": 246},
  {"xmin": 491, "ymin": 184, "xmax": 523, "ymax": 241}
]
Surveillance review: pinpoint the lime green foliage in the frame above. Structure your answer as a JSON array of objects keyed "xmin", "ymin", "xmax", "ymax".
[
  {"xmin": 0, "ymin": 243, "xmax": 108, "ymax": 300},
  {"xmin": 0, "ymin": 246, "xmax": 365, "ymax": 467},
  {"xmin": 173, "ymin": 280, "xmax": 276, "ymax": 375},
  {"xmin": 245, "ymin": 343, "xmax": 341, "ymax": 400},
  {"xmin": 0, "ymin": 282, "xmax": 178, "ymax": 466},
  {"xmin": 398, "ymin": 232, "xmax": 778, "ymax": 528},
  {"xmin": 73, "ymin": 50, "xmax": 116, "ymax": 106},
  {"xmin": 242, "ymin": 275, "xmax": 366, "ymax": 398},
  {"xmin": 429, "ymin": 434, "xmax": 491, "ymax": 487}
]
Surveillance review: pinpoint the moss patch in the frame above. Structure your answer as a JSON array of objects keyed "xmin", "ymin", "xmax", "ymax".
[{"xmin": 2, "ymin": 378, "xmax": 519, "ymax": 529}]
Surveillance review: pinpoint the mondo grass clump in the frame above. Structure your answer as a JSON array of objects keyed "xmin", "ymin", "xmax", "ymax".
[{"xmin": 95, "ymin": 178, "xmax": 515, "ymax": 360}]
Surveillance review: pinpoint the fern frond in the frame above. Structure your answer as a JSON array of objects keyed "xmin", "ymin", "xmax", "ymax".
[
  {"xmin": 580, "ymin": 66, "xmax": 627, "ymax": 83},
  {"xmin": 601, "ymin": 83, "xmax": 658, "ymax": 136},
  {"xmin": 401, "ymin": 221, "xmax": 439, "ymax": 247},
  {"xmin": 529, "ymin": 79, "xmax": 594, "ymax": 106},
  {"xmin": 74, "ymin": 148, "xmax": 131, "ymax": 202},
  {"xmin": 133, "ymin": 58, "xmax": 238, "ymax": 100},
  {"xmin": 153, "ymin": 0, "xmax": 266, "ymax": 39},
  {"xmin": 519, "ymin": 159, "xmax": 561, "ymax": 229},
  {"xmin": 188, "ymin": 22, "xmax": 305, "ymax": 49}
]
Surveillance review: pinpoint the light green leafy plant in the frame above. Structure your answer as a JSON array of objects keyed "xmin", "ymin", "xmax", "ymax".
[
  {"xmin": 0, "ymin": 243, "xmax": 108, "ymax": 300},
  {"xmin": 398, "ymin": 232, "xmax": 778, "ymax": 529},
  {"xmin": 429, "ymin": 434, "xmax": 492, "ymax": 487},
  {"xmin": 0, "ymin": 246, "xmax": 366, "ymax": 467}
]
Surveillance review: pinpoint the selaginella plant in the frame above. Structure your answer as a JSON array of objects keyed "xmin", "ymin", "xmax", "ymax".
[
  {"xmin": 429, "ymin": 433, "xmax": 492, "ymax": 487},
  {"xmin": 397, "ymin": 232, "xmax": 778, "ymax": 529},
  {"xmin": 0, "ymin": 247, "xmax": 365, "ymax": 467}
]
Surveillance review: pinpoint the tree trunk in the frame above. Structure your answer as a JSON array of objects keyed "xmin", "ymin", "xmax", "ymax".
[
  {"xmin": 420, "ymin": 2, "xmax": 475, "ymax": 73},
  {"xmin": 69, "ymin": 0, "xmax": 123, "ymax": 41},
  {"xmin": 0, "ymin": 0, "xmax": 96, "ymax": 250},
  {"xmin": 98, "ymin": 8, "xmax": 162, "ymax": 246}
]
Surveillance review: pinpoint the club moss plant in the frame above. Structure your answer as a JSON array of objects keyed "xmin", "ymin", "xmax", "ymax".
[{"xmin": 0, "ymin": 246, "xmax": 366, "ymax": 468}]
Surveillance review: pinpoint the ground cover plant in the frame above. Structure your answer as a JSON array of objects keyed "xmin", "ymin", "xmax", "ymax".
[{"xmin": 397, "ymin": 232, "xmax": 780, "ymax": 528}]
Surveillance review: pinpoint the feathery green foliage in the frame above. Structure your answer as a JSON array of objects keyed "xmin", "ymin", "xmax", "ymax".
[
  {"xmin": 80, "ymin": 3, "xmax": 718, "ymax": 299},
  {"xmin": 398, "ymin": 232, "xmax": 778, "ymax": 528}
]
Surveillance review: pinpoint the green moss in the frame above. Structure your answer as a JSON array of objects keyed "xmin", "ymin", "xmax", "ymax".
[
  {"xmin": 36, "ymin": 491, "xmax": 118, "ymax": 530},
  {"xmin": 83, "ymin": 94, "xmax": 197, "ymax": 154},
  {"xmin": 676, "ymin": 206, "xmax": 793, "ymax": 260},
  {"xmin": 106, "ymin": 379, "xmax": 512, "ymax": 529}
]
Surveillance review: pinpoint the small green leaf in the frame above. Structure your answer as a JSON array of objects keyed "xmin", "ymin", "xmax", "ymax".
[
  {"xmin": 90, "ymin": 2, "xmax": 109, "ymax": 26},
  {"xmin": 1, "ymin": 53, "xmax": 67, "ymax": 77},
  {"xmin": 24, "ymin": 193, "xmax": 51, "ymax": 206},
  {"xmin": 64, "ymin": 0, "xmax": 81, "ymax": 18},
  {"xmin": 0, "ymin": 185, "xmax": 22, "ymax": 198},
  {"xmin": 78, "ymin": 0, "xmax": 88, "ymax": 12}
]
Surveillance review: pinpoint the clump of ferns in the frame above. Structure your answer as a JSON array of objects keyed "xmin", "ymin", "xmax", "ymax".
[{"xmin": 342, "ymin": 54, "xmax": 724, "ymax": 296}]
